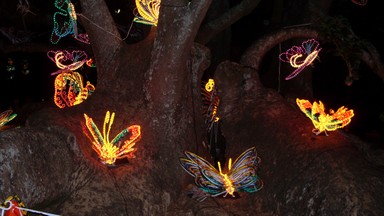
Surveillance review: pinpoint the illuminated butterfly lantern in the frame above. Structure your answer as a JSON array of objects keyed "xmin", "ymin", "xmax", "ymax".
[
  {"xmin": 0, "ymin": 110, "xmax": 17, "ymax": 129},
  {"xmin": 201, "ymin": 78, "xmax": 226, "ymax": 167},
  {"xmin": 47, "ymin": 50, "xmax": 89, "ymax": 76},
  {"xmin": 279, "ymin": 39, "xmax": 322, "ymax": 80},
  {"xmin": 201, "ymin": 79, "xmax": 220, "ymax": 131},
  {"xmin": 51, "ymin": 0, "xmax": 77, "ymax": 44},
  {"xmin": 50, "ymin": 0, "xmax": 90, "ymax": 44},
  {"xmin": 296, "ymin": 98, "xmax": 354, "ymax": 136},
  {"xmin": 54, "ymin": 71, "xmax": 95, "ymax": 108},
  {"xmin": 84, "ymin": 111, "xmax": 141, "ymax": 166},
  {"xmin": 0, "ymin": 195, "xmax": 60, "ymax": 216},
  {"xmin": 179, "ymin": 147, "xmax": 263, "ymax": 201},
  {"xmin": 133, "ymin": 0, "xmax": 160, "ymax": 26}
]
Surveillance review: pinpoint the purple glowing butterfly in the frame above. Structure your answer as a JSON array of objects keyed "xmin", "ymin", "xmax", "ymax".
[{"xmin": 279, "ymin": 39, "xmax": 322, "ymax": 80}]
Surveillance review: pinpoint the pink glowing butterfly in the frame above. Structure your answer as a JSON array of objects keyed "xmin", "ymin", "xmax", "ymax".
[
  {"xmin": 279, "ymin": 38, "xmax": 322, "ymax": 80},
  {"xmin": 47, "ymin": 50, "xmax": 88, "ymax": 75},
  {"xmin": 351, "ymin": 0, "xmax": 367, "ymax": 6}
]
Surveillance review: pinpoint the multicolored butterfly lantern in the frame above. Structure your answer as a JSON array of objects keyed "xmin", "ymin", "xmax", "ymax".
[
  {"xmin": 296, "ymin": 98, "xmax": 354, "ymax": 136},
  {"xmin": 279, "ymin": 38, "xmax": 322, "ymax": 80},
  {"xmin": 84, "ymin": 111, "xmax": 141, "ymax": 166},
  {"xmin": 0, "ymin": 110, "xmax": 17, "ymax": 130},
  {"xmin": 179, "ymin": 147, "xmax": 263, "ymax": 202}
]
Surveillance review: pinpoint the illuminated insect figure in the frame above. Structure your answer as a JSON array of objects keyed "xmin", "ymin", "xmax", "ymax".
[
  {"xmin": 296, "ymin": 98, "xmax": 354, "ymax": 136},
  {"xmin": 279, "ymin": 38, "xmax": 322, "ymax": 80},
  {"xmin": 201, "ymin": 78, "xmax": 226, "ymax": 168},
  {"xmin": 47, "ymin": 50, "xmax": 88, "ymax": 75},
  {"xmin": 50, "ymin": 0, "xmax": 77, "ymax": 44},
  {"xmin": 50, "ymin": 0, "xmax": 89, "ymax": 44},
  {"xmin": 0, "ymin": 110, "xmax": 17, "ymax": 129},
  {"xmin": 201, "ymin": 79, "xmax": 220, "ymax": 132},
  {"xmin": 84, "ymin": 111, "xmax": 141, "ymax": 166},
  {"xmin": 179, "ymin": 147, "xmax": 263, "ymax": 201},
  {"xmin": 54, "ymin": 71, "xmax": 95, "ymax": 108},
  {"xmin": 133, "ymin": 0, "xmax": 160, "ymax": 26}
]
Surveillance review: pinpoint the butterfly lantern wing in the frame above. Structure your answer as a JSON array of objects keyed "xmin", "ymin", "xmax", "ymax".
[
  {"xmin": 134, "ymin": 0, "xmax": 160, "ymax": 26},
  {"xmin": 84, "ymin": 113, "xmax": 105, "ymax": 151},
  {"xmin": 228, "ymin": 147, "xmax": 263, "ymax": 193},
  {"xmin": 296, "ymin": 98, "xmax": 317, "ymax": 120},
  {"xmin": 111, "ymin": 125, "xmax": 142, "ymax": 159},
  {"xmin": 179, "ymin": 151, "xmax": 226, "ymax": 197},
  {"xmin": 296, "ymin": 98, "xmax": 326, "ymax": 133},
  {"xmin": 325, "ymin": 106, "xmax": 354, "ymax": 131}
]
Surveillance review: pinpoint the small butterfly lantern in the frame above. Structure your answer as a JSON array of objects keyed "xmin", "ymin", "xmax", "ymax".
[
  {"xmin": 47, "ymin": 50, "xmax": 88, "ymax": 75},
  {"xmin": 84, "ymin": 111, "xmax": 141, "ymax": 166},
  {"xmin": 296, "ymin": 98, "xmax": 354, "ymax": 136},
  {"xmin": 54, "ymin": 71, "xmax": 95, "ymax": 108},
  {"xmin": 201, "ymin": 78, "xmax": 220, "ymax": 132},
  {"xmin": 0, "ymin": 110, "xmax": 17, "ymax": 129},
  {"xmin": 279, "ymin": 39, "xmax": 322, "ymax": 80},
  {"xmin": 179, "ymin": 147, "xmax": 263, "ymax": 201},
  {"xmin": 50, "ymin": 0, "xmax": 77, "ymax": 44}
]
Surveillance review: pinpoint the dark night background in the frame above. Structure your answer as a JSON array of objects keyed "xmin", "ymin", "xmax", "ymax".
[{"xmin": 0, "ymin": 0, "xmax": 383, "ymax": 146}]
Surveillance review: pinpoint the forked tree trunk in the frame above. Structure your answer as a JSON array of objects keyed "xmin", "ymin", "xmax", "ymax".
[{"xmin": 1, "ymin": 0, "xmax": 214, "ymax": 215}]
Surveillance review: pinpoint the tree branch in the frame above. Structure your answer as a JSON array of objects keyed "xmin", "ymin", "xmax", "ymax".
[
  {"xmin": 240, "ymin": 26, "xmax": 384, "ymax": 83},
  {"xmin": 240, "ymin": 26, "xmax": 319, "ymax": 70},
  {"xmin": 79, "ymin": 0, "xmax": 122, "ymax": 78},
  {"xmin": 195, "ymin": 0, "xmax": 262, "ymax": 45}
]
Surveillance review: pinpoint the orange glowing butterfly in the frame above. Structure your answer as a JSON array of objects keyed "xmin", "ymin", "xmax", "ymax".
[{"xmin": 296, "ymin": 98, "xmax": 354, "ymax": 136}]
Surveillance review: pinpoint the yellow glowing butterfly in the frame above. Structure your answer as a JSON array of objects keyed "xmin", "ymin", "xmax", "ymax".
[
  {"xmin": 84, "ymin": 111, "xmax": 141, "ymax": 165},
  {"xmin": 296, "ymin": 98, "xmax": 354, "ymax": 136},
  {"xmin": 54, "ymin": 71, "xmax": 95, "ymax": 108},
  {"xmin": 133, "ymin": 0, "xmax": 160, "ymax": 26}
]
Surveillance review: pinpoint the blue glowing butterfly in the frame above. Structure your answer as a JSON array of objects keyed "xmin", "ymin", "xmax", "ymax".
[
  {"xmin": 50, "ymin": 0, "xmax": 78, "ymax": 44},
  {"xmin": 179, "ymin": 147, "xmax": 263, "ymax": 201}
]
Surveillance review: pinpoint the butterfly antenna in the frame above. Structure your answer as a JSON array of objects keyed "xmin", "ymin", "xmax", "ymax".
[
  {"xmin": 122, "ymin": 16, "xmax": 135, "ymax": 41},
  {"xmin": 218, "ymin": 161, "xmax": 223, "ymax": 175},
  {"xmin": 107, "ymin": 112, "xmax": 115, "ymax": 144},
  {"xmin": 103, "ymin": 111, "xmax": 112, "ymax": 144}
]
